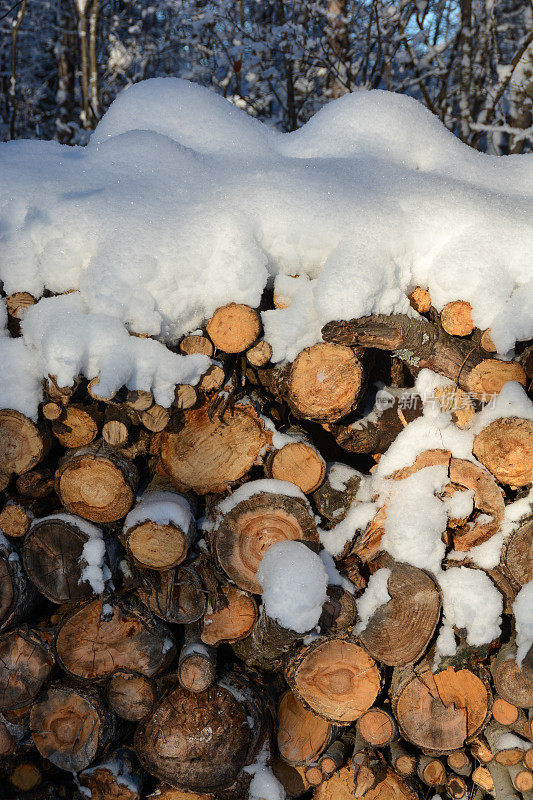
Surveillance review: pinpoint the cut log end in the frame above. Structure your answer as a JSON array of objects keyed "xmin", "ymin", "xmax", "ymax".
[
  {"xmin": 473, "ymin": 417, "xmax": 533, "ymax": 487},
  {"xmin": 393, "ymin": 666, "xmax": 491, "ymax": 753},
  {"xmin": 277, "ymin": 690, "xmax": 335, "ymax": 766},
  {"xmin": 206, "ymin": 303, "xmax": 261, "ymax": 353},
  {"xmin": 0, "ymin": 410, "xmax": 46, "ymax": 476},
  {"xmin": 440, "ymin": 301, "xmax": 474, "ymax": 337},
  {"xmin": 408, "ymin": 287, "xmax": 431, "ymax": 313},
  {"xmin": 267, "ymin": 440, "xmax": 326, "ymax": 494},
  {"xmin": 107, "ymin": 672, "xmax": 156, "ymax": 722},
  {"xmin": 285, "ymin": 637, "xmax": 381, "ymax": 724},
  {"xmin": 159, "ymin": 403, "xmax": 269, "ymax": 494},
  {"xmin": 285, "ymin": 343, "xmax": 364, "ymax": 422},
  {"xmin": 126, "ymin": 521, "xmax": 189, "ymax": 571},
  {"xmin": 30, "ymin": 685, "xmax": 104, "ymax": 772},
  {"xmin": 0, "ymin": 503, "xmax": 32, "ymax": 538},
  {"xmin": 213, "ymin": 491, "xmax": 317, "ymax": 593},
  {"xmin": 55, "ymin": 446, "xmax": 138, "ymax": 522}
]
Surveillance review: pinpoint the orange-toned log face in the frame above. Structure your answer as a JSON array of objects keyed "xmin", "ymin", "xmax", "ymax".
[
  {"xmin": 159, "ymin": 404, "xmax": 269, "ymax": 494},
  {"xmin": 57, "ymin": 456, "xmax": 134, "ymax": 522},
  {"xmin": 55, "ymin": 599, "xmax": 175, "ymax": 680},
  {"xmin": 201, "ymin": 584, "xmax": 257, "ymax": 646},
  {"xmin": 0, "ymin": 632, "xmax": 53, "ymax": 709},
  {"xmin": 288, "ymin": 343, "xmax": 363, "ymax": 421},
  {"xmin": 0, "ymin": 410, "xmax": 43, "ymax": 475},
  {"xmin": 126, "ymin": 521, "xmax": 188, "ymax": 570},
  {"xmin": 288, "ymin": 638, "xmax": 380, "ymax": 723},
  {"xmin": 270, "ymin": 441, "xmax": 326, "ymax": 494},
  {"xmin": 214, "ymin": 493, "xmax": 317, "ymax": 592},
  {"xmin": 394, "ymin": 668, "xmax": 490, "ymax": 752},
  {"xmin": 277, "ymin": 691, "xmax": 333, "ymax": 765}
]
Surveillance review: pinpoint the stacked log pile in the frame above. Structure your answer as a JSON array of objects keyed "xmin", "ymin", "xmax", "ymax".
[{"xmin": 0, "ymin": 289, "xmax": 532, "ymax": 800}]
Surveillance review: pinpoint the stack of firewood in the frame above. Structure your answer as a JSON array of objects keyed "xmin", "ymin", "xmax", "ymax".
[{"xmin": 0, "ymin": 289, "xmax": 532, "ymax": 800}]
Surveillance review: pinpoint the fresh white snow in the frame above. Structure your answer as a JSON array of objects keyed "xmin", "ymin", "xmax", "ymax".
[
  {"xmin": 256, "ymin": 541, "xmax": 328, "ymax": 633},
  {"xmin": 124, "ymin": 490, "xmax": 193, "ymax": 532},
  {"xmin": 0, "ymin": 80, "xmax": 532, "ymax": 418},
  {"xmin": 513, "ymin": 581, "xmax": 533, "ymax": 667},
  {"xmin": 354, "ymin": 568, "xmax": 391, "ymax": 634},
  {"xmin": 437, "ymin": 567, "xmax": 503, "ymax": 653}
]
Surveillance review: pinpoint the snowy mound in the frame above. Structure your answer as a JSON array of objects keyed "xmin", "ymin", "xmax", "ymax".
[{"xmin": 1, "ymin": 78, "xmax": 532, "ymax": 417}]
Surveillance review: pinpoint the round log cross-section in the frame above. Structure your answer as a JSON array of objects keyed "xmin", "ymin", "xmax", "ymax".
[
  {"xmin": 31, "ymin": 684, "xmax": 115, "ymax": 772},
  {"xmin": 55, "ymin": 445, "xmax": 138, "ymax": 522},
  {"xmin": 213, "ymin": 491, "xmax": 318, "ymax": 593},
  {"xmin": 277, "ymin": 690, "xmax": 337, "ymax": 766},
  {"xmin": 266, "ymin": 441, "xmax": 326, "ymax": 494},
  {"xmin": 55, "ymin": 599, "xmax": 176, "ymax": 681},
  {"xmin": 0, "ymin": 410, "xmax": 47, "ymax": 476},
  {"xmin": 23, "ymin": 514, "xmax": 104, "ymax": 603},
  {"xmin": 206, "ymin": 303, "xmax": 260, "ymax": 353},
  {"xmin": 282, "ymin": 343, "xmax": 364, "ymax": 422},
  {"xmin": 159, "ymin": 403, "xmax": 270, "ymax": 495},
  {"xmin": 358, "ymin": 563, "xmax": 441, "ymax": 666},
  {"xmin": 392, "ymin": 667, "xmax": 491, "ymax": 753},
  {"xmin": 285, "ymin": 636, "xmax": 381, "ymax": 724},
  {"xmin": 135, "ymin": 684, "xmax": 251, "ymax": 793},
  {"xmin": 473, "ymin": 417, "xmax": 533, "ymax": 487},
  {"xmin": 0, "ymin": 629, "xmax": 54, "ymax": 710},
  {"xmin": 107, "ymin": 672, "xmax": 157, "ymax": 722}
]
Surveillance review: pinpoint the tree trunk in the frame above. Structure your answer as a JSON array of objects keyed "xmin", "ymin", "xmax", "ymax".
[
  {"xmin": 137, "ymin": 562, "xmax": 206, "ymax": 624},
  {"xmin": 322, "ymin": 314, "xmax": 526, "ymax": 397},
  {"xmin": 178, "ymin": 624, "xmax": 216, "ymax": 693},
  {"xmin": 200, "ymin": 583, "xmax": 257, "ymax": 646}
]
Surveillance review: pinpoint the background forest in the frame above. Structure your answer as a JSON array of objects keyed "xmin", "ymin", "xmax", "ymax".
[{"xmin": 1, "ymin": 0, "xmax": 532, "ymax": 153}]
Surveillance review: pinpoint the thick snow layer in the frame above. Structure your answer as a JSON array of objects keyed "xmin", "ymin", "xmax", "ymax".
[
  {"xmin": 215, "ymin": 479, "xmax": 309, "ymax": 517},
  {"xmin": 124, "ymin": 491, "xmax": 193, "ymax": 532},
  {"xmin": 0, "ymin": 339, "xmax": 43, "ymax": 421},
  {"xmin": 256, "ymin": 541, "xmax": 328, "ymax": 633},
  {"xmin": 19, "ymin": 293, "xmax": 210, "ymax": 412},
  {"xmin": 381, "ymin": 466, "xmax": 449, "ymax": 575},
  {"xmin": 514, "ymin": 581, "xmax": 533, "ymax": 667},
  {"xmin": 471, "ymin": 381, "xmax": 533, "ymax": 433},
  {"xmin": 438, "ymin": 567, "xmax": 503, "ymax": 651},
  {"xmin": 354, "ymin": 568, "xmax": 391, "ymax": 634},
  {"xmin": 0, "ymin": 79, "xmax": 531, "ymax": 396},
  {"xmin": 327, "ymin": 462, "xmax": 361, "ymax": 492}
]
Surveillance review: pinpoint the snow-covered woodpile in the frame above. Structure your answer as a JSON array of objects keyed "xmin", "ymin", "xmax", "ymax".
[
  {"xmin": 0, "ymin": 292, "xmax": 532, "ymax": 800},
  {"xmin": 0, "ymin": 81, "xmax": 532, "ymax": 800}
]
